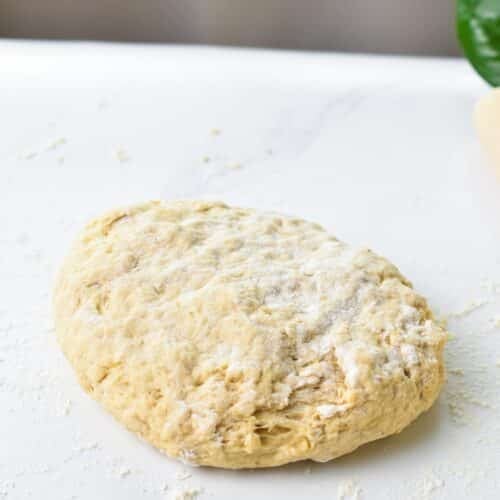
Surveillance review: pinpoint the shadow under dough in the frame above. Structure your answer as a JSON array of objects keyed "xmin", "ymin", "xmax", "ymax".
[{"xmin": 205, "ymin": 401, "xmax": 444, "ymax": 478}]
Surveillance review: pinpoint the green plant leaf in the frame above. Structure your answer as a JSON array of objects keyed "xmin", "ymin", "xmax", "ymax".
[{"xmin": 457, "ymin": 0, "xmax": 500, "ymax": 86}]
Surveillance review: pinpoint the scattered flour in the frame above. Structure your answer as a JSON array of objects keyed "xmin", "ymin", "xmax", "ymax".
[
  {"xmin": 118, "ymin": 467, "xmax": 131, "ymax": 478},
  {"xmin": 62, "ymin": 399, "xmax": 73, "ymax": 416},
  {"xmin": 176, "ymin": 469, "xmax": 192, "ymax": 481},
  {"xmin": 0, "ymin": 479, "xmax": 16, "ymax": 499},
  {"xmin": 337, "ymin": 479, "xmax": 361, "ymax": 500},
  {"xmin": 170, "ymin": 487, "xmax": 201, "ymax": 500},
  {"xmin": 76, "ymin": 440, "xmax": 99, "ymax": 452},
  {"xmin": 19, "ymin": 137, "xmax": 66, "ymax": 161},
  {"xmin": 410, "ymin": 473, "xmax": 444, "ymax": 499},
  {"xmin": 113, "ymin": 147, "xmax": 130, "ymax": 163},
  {"xmin": 447, "ymin": 299, "xmax": 488, "ymax": 319},
  {"xmin": 21, "ymin": 151, "xmax": 37, "ymax": 160},
  {"xmin": 45, "ymin": 137, "xmax": 67, "ymax": 151},
  {"xmin": 55, "ymin": 398, "xmax": 73, "ymax": 417}
]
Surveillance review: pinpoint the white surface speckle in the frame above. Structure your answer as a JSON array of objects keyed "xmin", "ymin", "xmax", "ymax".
[
  {"xmin": 21, "ymin": 151, "xmax": 37, "ymax": 160},
  {"xmin": 45, "ymin": 137, "xmax": 67, "ymax": 151},
  {"xmin": 176, "ymin": 470, "xmax": 192, "ymax": 481},
  {"xmin": 113, "ymin": 147, "xmax": 130, "ymax": 163},
  {"xmin": 411, "ymin": 472, "xmax": 445, "ymax": 499},
  {"xmin": 337, "ymin": 479, "xmax": 361, "ymax": 500},
  {"xmin": 118, "ymin": 467, "xmax": 132, "ymax": 478},
  {"xmin": 171, "ymin": 488, "xmax": 201, "ymax": 500},
  {"xmin": 447, "ymin": 299, "xmax": 488, "ymax": 318}
]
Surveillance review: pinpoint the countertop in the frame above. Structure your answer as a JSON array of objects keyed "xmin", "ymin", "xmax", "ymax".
[{"xmin": 1, "ymin": 41, "xmax": 499, "ymax": 499}]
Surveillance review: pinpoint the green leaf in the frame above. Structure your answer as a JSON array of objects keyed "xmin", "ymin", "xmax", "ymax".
[{"xmin": 457, "ymin": 0, "xmax": 500, "ymax": 86}]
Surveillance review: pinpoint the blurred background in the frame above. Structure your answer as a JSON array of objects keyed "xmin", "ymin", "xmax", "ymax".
[{"xmin": 0, "ymin": 0, "xmax": 460, "ymax": 56}]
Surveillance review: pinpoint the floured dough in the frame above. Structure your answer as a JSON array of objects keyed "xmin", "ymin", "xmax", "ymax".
[{"xmin": 53, "ymin": 200, "xmax": 446, "ymax": 468}]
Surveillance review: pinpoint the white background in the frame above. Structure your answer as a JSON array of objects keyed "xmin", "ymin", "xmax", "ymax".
[{"xmin": 1, "ymin": 41, "xmax": 499, "ymax": 499}]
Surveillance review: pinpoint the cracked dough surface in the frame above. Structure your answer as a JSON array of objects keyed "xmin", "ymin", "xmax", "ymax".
[{"xmin": 53, "ymin": 200, "xmax": 447, "ymax": 468}]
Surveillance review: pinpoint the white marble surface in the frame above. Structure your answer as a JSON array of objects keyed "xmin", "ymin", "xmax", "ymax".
[{"xmin": 1, "ymin": 41, "xmax": 499, "ymax": 500}]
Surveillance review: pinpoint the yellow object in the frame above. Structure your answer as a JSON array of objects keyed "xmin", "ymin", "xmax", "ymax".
[{"xmin": 474, "ymin": 88, "xmax": 500, "ymax": 172}]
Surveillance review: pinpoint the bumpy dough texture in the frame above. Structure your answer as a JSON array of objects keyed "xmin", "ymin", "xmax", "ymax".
[{"xmin": 53, "ymin": 200, "xmax": 447, "ymax": 468}]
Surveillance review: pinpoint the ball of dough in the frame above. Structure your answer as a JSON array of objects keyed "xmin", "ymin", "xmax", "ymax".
[{"xmin": 53, "ymin": 200, "xmax": 446, "ymax": 468}]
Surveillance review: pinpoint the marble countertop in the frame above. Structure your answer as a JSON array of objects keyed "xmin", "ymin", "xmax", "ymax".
[{"xmin": 1, "ymin": 41, "xmax": 499, "ymax": 500}]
